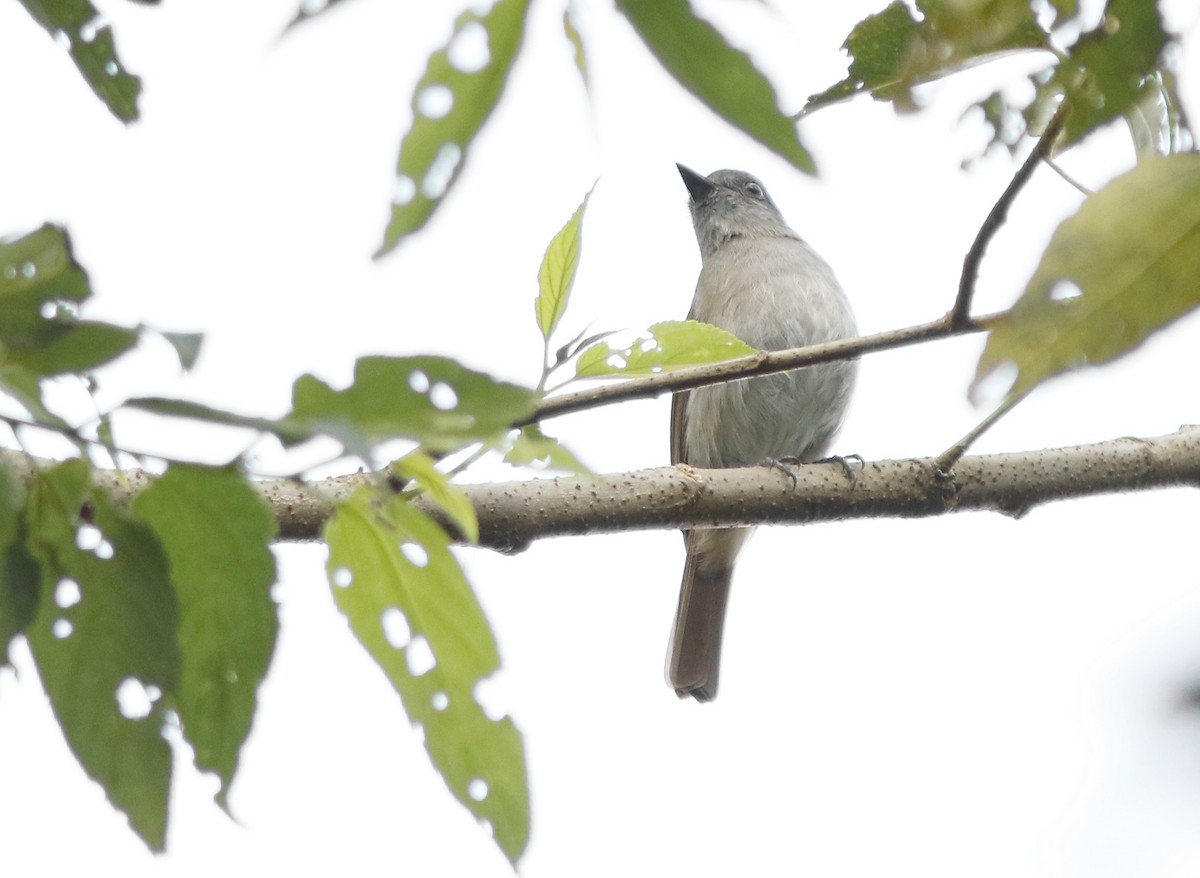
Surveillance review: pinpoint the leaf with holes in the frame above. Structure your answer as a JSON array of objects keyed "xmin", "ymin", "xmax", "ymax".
[
  {"xmin": 131, "ymin": 464, "xmax": 279, "ymax": 810},
  {"xmin": 16, "ymin": 0, "xmax": 142, "ymax": 122},
  {"xmin": 0, "ymin": 466, "xmax": 37, "ymax": 667},
  {"xmin": 805, "ymin": 0, "xmax": 1048, "ymax": 113},
  {"xmin": 290, "ymin": 355, "xmax": 539, "ymax": 455},
  {"xmin": 378, "ymin": 0, "xmax": 532, "ymax": 255},
  {"xmin": 325, "ymin": 488, "xmax": 529, "ymax": 865},
  {"xmin": 23, "ymin": 460, "xmax": 179, "ymax": 852},
  {"xmin": 616, "ymin": 0, "xmax": 813, "ymax": 172},
  {"xmin": 536, "ymin": 184, "xmax": 595, "ymax": 342},
  {"xmin": 503, "ymin": 424, "xmax": 589, "ymax": 474},
  {"xmin": 975, "ymin": 154, "xmax": 1200, "ymax": 399},
  {"xmin": 575, "ymin": 320, "xmax": 755, "ymax": 378},
  {"xmin": 0, "ymin": 225, "xmax": 138, "ymax": 419}
]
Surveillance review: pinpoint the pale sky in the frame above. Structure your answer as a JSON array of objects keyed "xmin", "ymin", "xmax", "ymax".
[{"xmin": 3, "ymin": 1, "xmax": 1200, "ymax": 876}]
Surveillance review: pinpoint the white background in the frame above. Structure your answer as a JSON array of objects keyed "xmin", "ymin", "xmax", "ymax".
[{"xmin": 2, "ymin": 0, "xmax": 1200, "ymax": 875}]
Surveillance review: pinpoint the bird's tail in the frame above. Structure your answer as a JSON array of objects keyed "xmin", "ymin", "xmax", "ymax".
[{"xmin": 667, "ymin": 528, "xmax": 748, "ymax": 701}]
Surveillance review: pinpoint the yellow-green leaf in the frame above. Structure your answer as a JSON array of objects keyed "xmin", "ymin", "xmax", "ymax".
[
  {"xmin": 975, "ymin": 154, "xmax": 1200, "ymax": 398},
  {"xmin": 325, "ymin": 489, "xmax": 529, "ymax": 865},
  {"xmin": 575, "ymin": 320, "xmax": 755, "ymax": 378},
  {"xmin": 391, "ymin": 450, "xmax": 479, "ymax": 544},
  {"xmin": 503, "ymin": 425, "xmax": 589, "ymax": 474},
  {"xmin": 535, "ymin": 184, "xmax": 595, "ymax": 342}
]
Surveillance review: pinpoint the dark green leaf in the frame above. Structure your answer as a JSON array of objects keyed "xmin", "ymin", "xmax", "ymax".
[
  {"xmin": 806, "ymin": 0, "xmax": 1048, "ymax": 113},
  {"xmin": 16, "ymin": 0, "xmax": 141, "ymax": 122},
  {"xmin": 325, "ymin": 489, "xmax": 529, "ymax": 865},
  {"xmin": 0, "ymin": 468, "xmax": 37, "ymax": 667},
  {"xmin": 132, "ymin": 465, "xmax": 279, "ymax": 809},
  {"xmin": 575, "ymin": 320, "xmax": 755, "ymax": 378},
  {"xmin": 24, "ymin": 461, "xmax": 179, "ymax": 851},
  {"xmin": 975, "ymin": 154, "xmax": 1200, "ymax": 398},
  {"xmin": 617, "ymin": 0, "xmax": 813, "ymax": 172},
  {"xmin": 1033, "ymin": 0, "xmax": 1166, "ymax": 147},
  {"xmin": 535, "ymin": 185, "xmax": 595, "ymax": 342},
  {"xmin": 290, "ymin": 356, "xmax": 538, "ymax": 454},
  {"xmin": 503, "ymin": 425, "xmax": 589, "ymax": 474},
  {"xmin": 377, "ymin": 0, "xmax": 532, "ymax": 255}
]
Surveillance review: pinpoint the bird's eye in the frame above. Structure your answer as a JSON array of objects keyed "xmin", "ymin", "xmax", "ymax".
[{"xmin": 744, "ymin": 182, "xmax": 764, "ymax": 199}]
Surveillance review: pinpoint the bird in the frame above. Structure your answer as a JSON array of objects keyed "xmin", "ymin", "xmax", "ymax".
[{"xmin": 668, "ymin": 163, "xmax": 858, "ymax": 701}]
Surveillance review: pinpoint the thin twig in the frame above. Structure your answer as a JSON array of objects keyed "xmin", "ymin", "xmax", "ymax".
[
  {"xmin": 528, "ymin": 311, "xmax": 1003, "ymax": 425},
  {"xmin": 951, "ymin": 102, "xmax": 1069, "ymax": 328},
  {"xmin": 934, "ymin": 390, "xmax": 1029, "ymax": 472}
]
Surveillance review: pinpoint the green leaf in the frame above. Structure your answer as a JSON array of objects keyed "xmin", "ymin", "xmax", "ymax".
[
  {"xmin": 0, "ymin": 225, "xmax": 138, "ymax": 418},
  {"xmin": 377, "ymin": 0, "xmax": 532, "ymax": 255},
  {"xmin": 562, "ymin": 6, "xmax": 590, "ymax": 93},
  {"xmin": 1033, "ymin": 0, "xmax": 1167, "ymax": 147},
  {"xmin": 290, "ymin": 356, "xmax": 539, "ymax": 455},
  {"xmin": 503, "ymin": 424, "xmax": 589, "ymax": 474},
  {"xmin": 575, "ymin": 320, "xmax": 755, "ymax": 378},
  {"xmin": 16, "ymin": 0, "xmax": 142, "ymax": 123},
  {"xmin": 806, "ymin": 0, "xmax": 1048, "ymax": 113},
  {"xmin": 390, "ymin": 451, "xmax": 479, "ymax": 544},
  {"xmin": 617, "ymin": 0, "xmax": 812, "ymax": 172},
  {"xmin": 0, "ymin": 468, "xmax": 37, "ymax": 667},
  {"xmin": 325, "ymin": 489, "xmax": 529, "ymax": 865},
  {"xmin": 535, "ymin": 184, "xmax": 595, "ymax": 342},
  {"xmin": 131, "ymin": 464, "xmax": 279, "ymax": 809},
  {"xmin": 163, "ymin": 332, "xmax": 204, "ymax": 371},
  {"xmin": 24, "ymin": 461, "xmax": 179, "ymax": 852},
  {"xmin": 975, "ymin": 154, "xmax": 1200, "ymax": 398}
]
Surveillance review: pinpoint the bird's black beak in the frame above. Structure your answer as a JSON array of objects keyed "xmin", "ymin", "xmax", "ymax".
[{"xmin": 677, "ymin": 163, "xmax": 715, "ymax": 203}]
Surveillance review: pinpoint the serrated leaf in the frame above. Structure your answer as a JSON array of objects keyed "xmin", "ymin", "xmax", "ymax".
[
  {"xmin": 1031, "ymin": 0, "xmax": 1166, "ymax": 148},
  {"xmin": 16, "ymin": 0, "xmax": 142, "ymax": 122},
  {"xmin": 616, "ymin": 0, "xmax": 813, "ymax": 172},
  {"xmin": 378, "ymin": 0, "xmax": 532, "ymax": 255},
  {"xmin": 503, "ymin": 425, "xmax": 589, "ymax": 474},
  {"xmin": 131, "ymin": 464, "xmax": 278, "ymax": 809},
  {"xmin": 562, "ymin": 6, "xmax": 589, "ymax": 92},
  {"xmin": 325, "ymin": 489, "xmax": 529, "ymax": 865},
  {"xmin": 0, "ymin": 467, "xmax": 37, "ymax": 667},
  {"xmin": 24, "ymin": 460, "xmax": 179, "ymax": 852},
  {"xmin": 163, "ymin": 332, "xmax": 203, "ymax": 371},
  {"xmin": 390, "ymin": 451, "xmax": 479, "ymax": 544},
  {"xmin": 806, "ymin": 0, "xmax": 1048, "ymax": 113},
  {"xmin": 536, "ymin": 184, "xmax": 595, "ymax": 342},
  {"xmin": 975, "ymin": 154, "xmax": 1200, "ymax": 398},
  {"xmin": 290, "ymin": 356, "xmax": 539, "ymax": 455},
  {"xmin": 575, "ymin": 320, "xmax": 755, "ymax": 378}
]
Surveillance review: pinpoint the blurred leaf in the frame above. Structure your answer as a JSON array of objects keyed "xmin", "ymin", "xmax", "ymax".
[
  {"xmin": 390, "ymin": 450, "xmax": 479, "ymax": 544},
  {"xmin": 555, "ymin": 328, "xmax": 618, "ymax": 367},
  {"xmin": 378, "ymin": 0, "xmax": 532, "ymax": 255},
  {"xmin": 503, "ymin": 424, "xmax": 588, "ymax": 474},
  {"xmin": 24, "ymin": 461, "xmax": 179, "ymax": 852},
  {"xmin": 975, "ymin": 154, "xmax": 1200, "ymax": 398},
  {"xmin": 575, "ymin": 320, "xmax": 755, "ymax": 378},
  {"xmin": 325, "ymin": 489, "xmax": 529, "ymax": 865},
  {"xmin": 562, "ymin": 6, "xmax": 589, "ymax": 92},
  {"xmin": 0, "ymin": 468, "xmax": 37, "ymax": 667},
  {"xmin": 124, "ymin": 397, "xmax": 314, "ymax": 447},
  {"xmin": 290, "ymin": 356, "xmax": 538, "ymax": 455},
  {"xmin": 616, "ymin": 0, "xmax": 813, "ymax": 172},
  {"xmin": 1032, "ymin": 0, "xmax": 1167, "ymax": 148},
  {"xmin": 163, "ymin": 332, "xmax": 204, "ymax": 371},
  {"xmin": 132, "ymin": 465, "xmax": 278, "ymax": 810},
  {"xmin": 16, "ymin": 0, "xmax": 142, "ymax": 122},
  {"xmin": 0, "ymin": 225, "xmax": 138, "ymax": 418},
  {"xmin": 536, "ymin": 184, "xmax": 595, "ymax": 342},
  {"xmin": 806, "ymin": 0, "xmax": 1048, "ymax": 113}
]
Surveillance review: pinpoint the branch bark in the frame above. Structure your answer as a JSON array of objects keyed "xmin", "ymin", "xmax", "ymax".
[{"xmin": 241, "ymin": 426, "xmax": 1200, "ymax": 549}]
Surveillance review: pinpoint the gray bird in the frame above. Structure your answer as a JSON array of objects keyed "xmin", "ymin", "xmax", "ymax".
[{"xmin": 669, "ymin": 164, "xmax": 858, "ymax": 701}]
